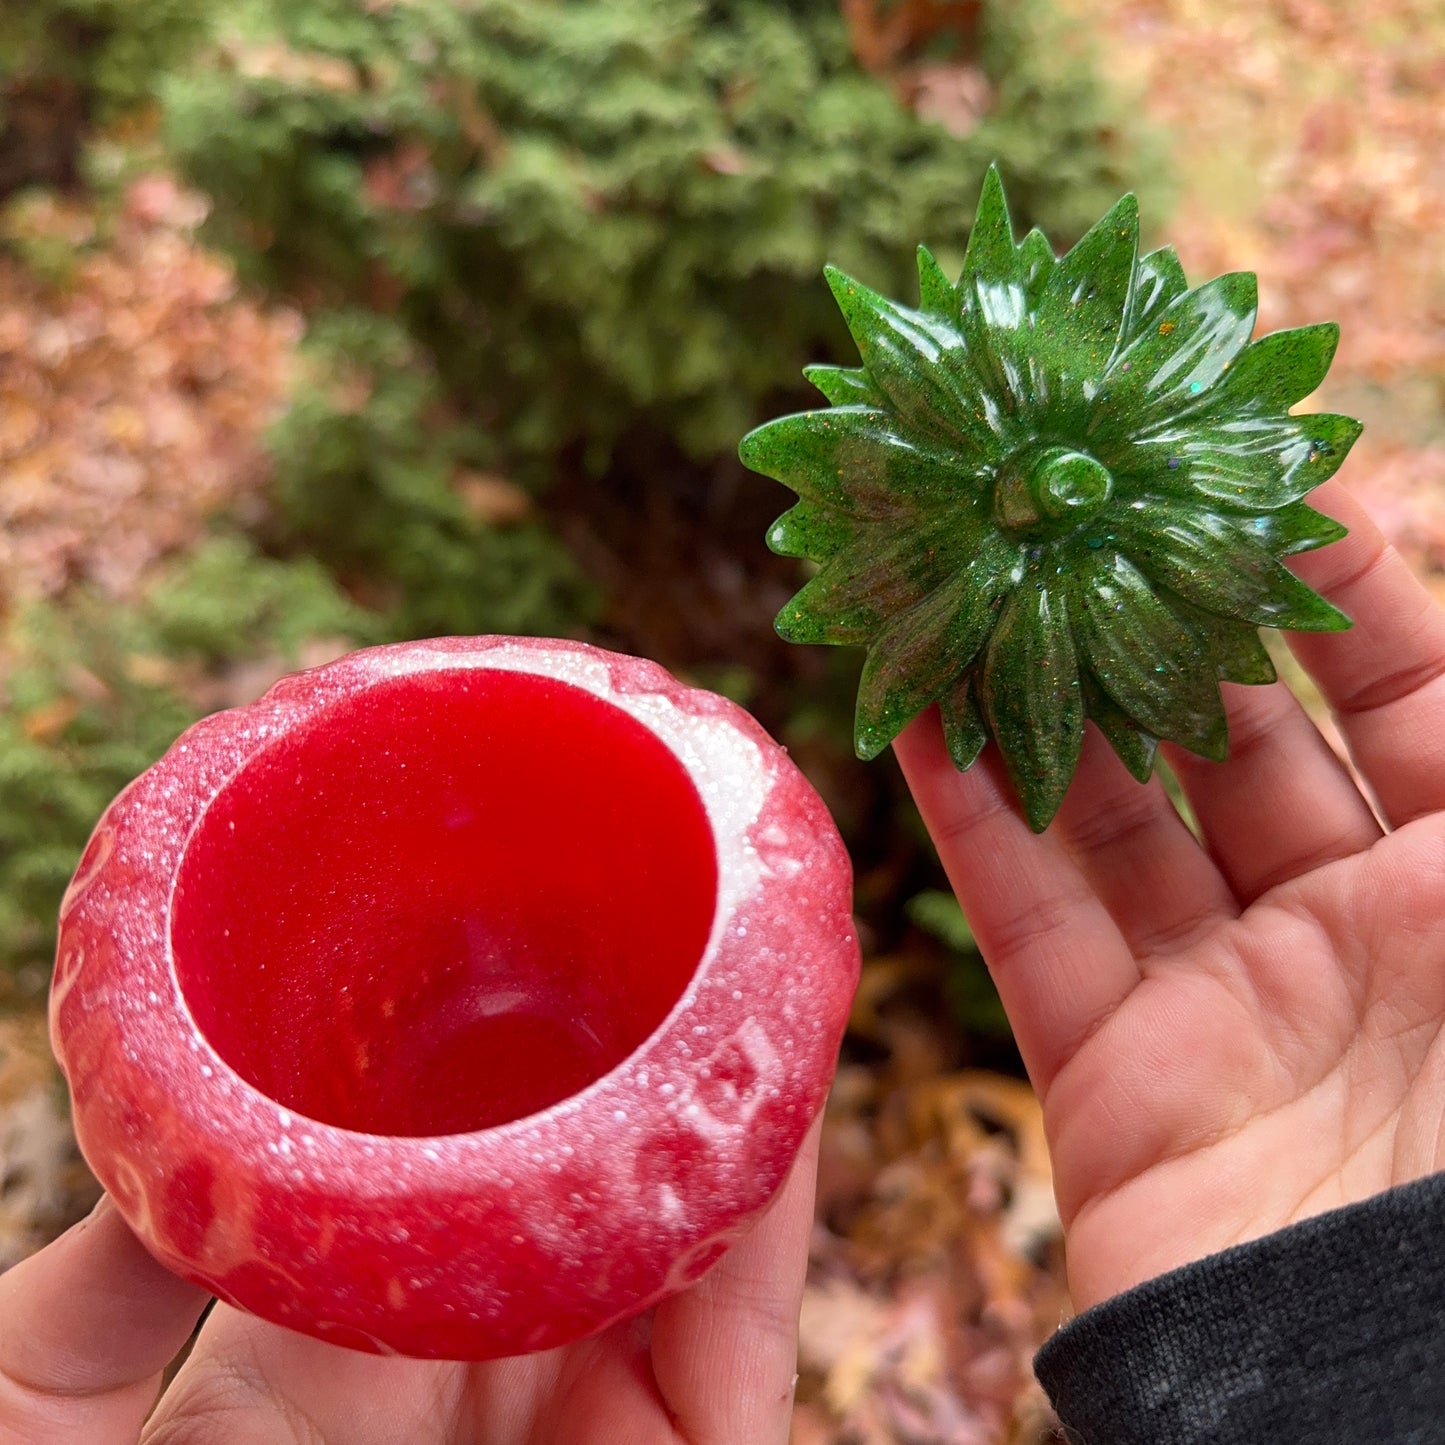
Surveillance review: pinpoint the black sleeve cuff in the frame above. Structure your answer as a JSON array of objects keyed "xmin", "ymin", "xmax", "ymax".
[{"xmin": 1035, "ymin": 1171, "xmax": 1445, "ymax": 1444}]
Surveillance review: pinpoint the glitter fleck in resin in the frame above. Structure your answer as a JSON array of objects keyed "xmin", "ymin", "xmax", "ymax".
[
  {"xmin": 740, "ymin": 166, "xmax": 1359, "ymax": 829},
  {"xmin": 50, "ymin": 636, "xmax": 859, "ymax": 1360}
]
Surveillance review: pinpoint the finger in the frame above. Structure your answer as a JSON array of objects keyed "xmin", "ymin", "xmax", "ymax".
[
  {"xmin": 1165, "ymin": 676, "xmax": 1382, "ymax": 903},
  {"xmin": 153, "ymin": 1291, "xmax": 655, "ymax": 1445},
  {"xmin": 1288, "ymin": 479, "xmax": 1445, "ymax": 827},
  {"xmin": 142, "ymin": 1306, "xmax": 467, "ymax": 1445},
  {"xmin": 648, "ymin": 1111, "xmax": 823, "ymax": 1445},
  {"xmin": 0, "ymin": 1195, "xmax": 209, "ymax": 1445},
  {"xmin": 1051, "ymin": 726, "xmax": 1238, "ymax": 957},
  {"xmin": 892, "ymin": 712, "xmax": 1140, "ymax": 1093}
]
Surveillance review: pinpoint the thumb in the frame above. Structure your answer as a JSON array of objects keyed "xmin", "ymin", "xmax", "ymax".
[{"xmin": 0, "ymin": 1195, "xmax": 210, "ymax": 1444}]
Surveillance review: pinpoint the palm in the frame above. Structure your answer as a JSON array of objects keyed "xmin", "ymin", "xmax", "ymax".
[
  {"xmin": 1051, "ymin": 819, "xmax": 1445, "ymax": 1310},
  {"xmin": 897, "ymin": 481, "xmax": 1445, "ymax": 1311}
]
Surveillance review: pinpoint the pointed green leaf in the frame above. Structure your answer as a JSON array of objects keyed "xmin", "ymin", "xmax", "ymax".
[
  {"xmin": 775, "ymin": 557, "xmax": 909, "ymax": 645},
  {"xmin": 941, "ymin": 675, "xmax": 989, "ymax": 771},
  {"xmin": 954, "ymin": 169, "xmax": 1033, "ymax": 423},
  {"xmin": 1043, "ymin": 192, "xmax": 1139, "ymax": 358},
  {"xmin": 1243, "ymin": 501, "xmax": 1349, "ymax": 557},
  {"xmin": 825, "ymin": 267, "xmax": 996, "ymax": 450},
  {"xmin": 855, "ymin": 561, "xmax": 1007, "ymax": 759},
  {"xmin": 1166, "ymin": 594, "xmax": 1277, "ymax": 683},
  {"xmin": 1021, "ymin": 193, "xmax": 1139, "ymax": 434},
  {"xmin": 802, "ymin": 364, "xmax": 886, "ymax": 407},
  {"xmin": 1120, "ymin": 420, "xmax": 1295, "ymax": 509},
  {"xmin": 1219, "ymin": 633, "xmax": 1276, "ymax": 684},
  {"xmin": 1120, "ymin": 415, "xmax": 1327, "ymax": 510},
  {"xmin": 1212, "ymin": 629, "xmax": 1276, "ymax": 685},
  {"xmin": 1294, "ymin": 412, "xmax": 1363, "ymax": 486},
  {"xmin": 1098, "ymin": 272, "xmax": 1259, "ymax": 436},
  {"xmin": 741, "ymin": 407, "xmax": 975, "ymax": 517},
  {"xmin": 1120, "ymin": 412, "xmax": 1359, "ymax": 512},
  {"xmin": 775, "ymin": 588, "xmax": 874, "ymax": 645},
  {"xmin": 1120, "ymin": 245, "xmax": 1189, "ymax": 344},
  {"xmin": 776, "ymin": 515, "xmax": 966, "ymax": 643},
  {"xmin": 949, "ymin": 176, "xmax": 1103, "ymax": 449},
  {"xmin": 1115, "ymin": 503, "xmax": 1351, "ymax": 631},
  {"xmin": 766, "ymin": 501, "xmax": 858, "ymax": 560},
  {"xmin": 981, "ymin": 580, "xmax": 1084, "ymax": 830},
  {"xmin": 1214, "ymin": 323, "xmax": 1340, "ymax": 413},
  {"xmin": 1075, "ymin": 552, "xmax": 1227, "ymax": 757},
  {"xmin": 1080, "ymin": 673, "xmax": 1158, "ymax": 781},
  {"xmin": 1018, "ymin": 228, "xmax": 1057, "ymax": 299},
  {"xmin": 960, "ymin": 165, "xmax": 1021, "ymax": 289},
  {"xmin": 916, "ymin": 244, "xmax": 957, "ymax": 316}
]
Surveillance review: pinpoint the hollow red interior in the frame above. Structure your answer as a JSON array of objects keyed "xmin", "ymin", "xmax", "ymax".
[{"xmin": 169, "ymin": 668, "xmax": 719, "ymax": 1136}]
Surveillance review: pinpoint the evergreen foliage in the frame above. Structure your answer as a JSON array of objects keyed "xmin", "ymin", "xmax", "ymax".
[
  {"xmin": 165, "ymin": 0, "xmax": 1159, "ymax": 474},
  {"xmin": 266, "ymin": 311, "xmax": 597, "ymax": 639}
]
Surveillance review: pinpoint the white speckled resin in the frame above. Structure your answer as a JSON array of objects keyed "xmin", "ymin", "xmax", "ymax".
[{"xmin": 51, "ymin": 636, "xmax": 860, "ymax": 1359}]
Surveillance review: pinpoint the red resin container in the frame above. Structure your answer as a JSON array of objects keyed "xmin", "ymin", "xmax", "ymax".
[{"xmin": 51, "ymin": 636, "xmax": 859, "ymax": 1359}]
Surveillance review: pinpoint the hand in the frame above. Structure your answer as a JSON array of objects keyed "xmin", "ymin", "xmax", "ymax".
[
  {"xmin": 0, "ymin": 1119, "xmax": 819, "ymax": 1444},
  {"xmin": 895, "ymin": 478, "xmax": 1445, "ymax": 1313}
]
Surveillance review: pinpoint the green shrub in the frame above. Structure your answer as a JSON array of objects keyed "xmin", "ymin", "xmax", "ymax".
[
  {"xmin": 166, "ymin": 0, "xmax": 1160, "ymax": 473},
  {"xmin": 266, "ymin": 310, "xmax": 598, "ymax": 639}
]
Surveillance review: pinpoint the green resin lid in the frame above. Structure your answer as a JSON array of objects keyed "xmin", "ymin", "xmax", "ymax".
[{"xmin": 740, "ymin": 167, "xmax": 1358, "ymax": 831}]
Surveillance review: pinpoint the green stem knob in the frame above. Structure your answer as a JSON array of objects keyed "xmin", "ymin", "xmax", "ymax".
[{"xmin": 995, "ymin": 446, "xmax": 1113, "ymax": 537}]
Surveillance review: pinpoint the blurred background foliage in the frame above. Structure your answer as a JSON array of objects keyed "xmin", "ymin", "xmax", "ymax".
[{"xmin": 0, "ymin": 0, "xmax": 1164, "ymax": 1042}]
